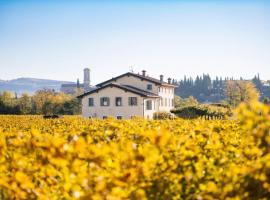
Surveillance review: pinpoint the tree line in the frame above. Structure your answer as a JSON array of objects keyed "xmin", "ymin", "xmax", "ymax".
[
  {"xmin": 172, "ymin": 80, "xmax": 266, "ymax": 119},
  {"xmin": 0, "ymin": 89, "xmax": 81, "ymax": 115},
  {"xmin": 174, "ymin": 74, "xmax": 270, "ymax": 102}
]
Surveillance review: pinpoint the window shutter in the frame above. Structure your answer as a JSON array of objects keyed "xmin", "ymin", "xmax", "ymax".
[
  {"xmin": 128, "ymin": 97, "xmax": 131, "ymax": 106},
  {"xmin": 100, "ymin": 98, "xmax": 103, "ymax": 106},
  {"xmin": 107, "ymin": 97, "xmax": 110, "ymax": 106}
]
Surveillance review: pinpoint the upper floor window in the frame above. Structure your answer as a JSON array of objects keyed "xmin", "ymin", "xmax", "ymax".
[
  {"xmin": 128, "ymin": 97, "xmax": 138, "ymax": 106},
  {"xmin": 115, "ymin": 97, "xmax": 122, "ymax": 106},
  {"xmin": 88, "ymin": 98, "xmax": 94, "ymax": 107},
  {"xmin": 147, "ymin": 84, "xmax": 152, "ymax": 90},
  {"xmin": 146, "ymin": 100, "xmax": 152, "ymax": 110},
  {"xmin": 100, "ymin": 97, "xmax": 110, "ymax": 106}
]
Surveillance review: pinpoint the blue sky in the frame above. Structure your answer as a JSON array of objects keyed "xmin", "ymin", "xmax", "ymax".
[{"xmin": 0, "ymin": 0, "xmax": 270, "ymax": 84}]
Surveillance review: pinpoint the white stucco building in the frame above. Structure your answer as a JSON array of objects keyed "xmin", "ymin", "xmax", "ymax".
[{"xmin": 78, "ymin": 70, "xmax": 176, "ymax": 119}]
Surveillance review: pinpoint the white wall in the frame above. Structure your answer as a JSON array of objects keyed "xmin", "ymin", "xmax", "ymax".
[
  {"xmin": 157, "ymin": 86, "xmax": 175, "ymax": 112},
  {"xmin": 101, "ymin": 75, "xmax": 159, "ymax": 94},
  {"xmin": 82, "ymin": 86, "xmax": 144, "ymax": 119},
  {"xmin": 82, "ymin": 74, "xmax": 176, "ymax": 119},
  {"xmin": 144, "ymin": 98, "xmax": 159, "ymax": 119}
]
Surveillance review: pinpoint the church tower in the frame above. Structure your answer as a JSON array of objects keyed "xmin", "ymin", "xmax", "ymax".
[{"xmin": 83, "ymin": 68, "xmax": 90, "ymax": 91}]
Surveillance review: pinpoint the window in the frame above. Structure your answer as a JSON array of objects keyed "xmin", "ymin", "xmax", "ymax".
[
  {"xmin": 100, "ymin": 97, "xmax": 110, "ymax": 106},
  {"xmin": 116, "ymin": 116, "xmax": 122, "ymax": 120},
  {"xmin": 88, "ymin": 98, "xmax": 94, "ymax": 106},
  {"xmin": 128, "ymin": 97, "xmax": 137, "ymax": 106},
  {"xmin": 103, "ymin": 116, "xmax": 107, "ymax": 119},
  {"xmin": 115, "ymin": 97, "xmax": 122, "ymax": 106},
  {"xmin": 147, "ymin": 84, "xmax": 152, "ymax": 90},
  {"xmin": 161, "ymin": 98, "xmax": 163, "ymax": 106},
  {"xmin": 146, "ymin": 100, "xmax": 152, "ymax": 110},
  {"xmin": 165, "ymin": 98, "xmax": 167, "ymax": 106}
]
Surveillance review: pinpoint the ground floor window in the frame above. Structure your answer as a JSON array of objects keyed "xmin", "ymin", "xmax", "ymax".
[
  {"xmin": 103, "ymin": 116, "xmax": 107, "ymax": 119},
  {"xmin": 146, "ymin": 100, "xmax": 152, "ymax": 110},
  {"xmin": 116, "ymin": 116, "xmax": 122, "ymax": 120}
]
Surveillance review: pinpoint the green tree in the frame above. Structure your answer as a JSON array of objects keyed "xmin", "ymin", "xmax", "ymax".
[
  {"xmin": 0, "ymin": 91, "xmax": 15, "ymax": 106},
  {"xmin": 18, "ymin": 93, "xmax": 32, "ymax": 114},
  {"xmin": 174, "ymin": 95, "xmax": 198, "ymax": 108}
]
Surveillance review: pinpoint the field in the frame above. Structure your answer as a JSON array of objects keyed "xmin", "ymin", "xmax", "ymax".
[{"xmin": 0, "ymin": 102, "xmax": 270, "ymax": 200}]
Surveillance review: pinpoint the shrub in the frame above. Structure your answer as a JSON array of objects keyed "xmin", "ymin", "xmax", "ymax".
[{"xmin": 153, "ymin": 111, "xmax": 175, "ymax": 119}]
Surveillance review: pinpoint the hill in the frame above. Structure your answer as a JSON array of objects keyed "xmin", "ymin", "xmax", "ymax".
[{"xmin": 0, "ymin": 78, "xmax": 73, "ymax": 95}]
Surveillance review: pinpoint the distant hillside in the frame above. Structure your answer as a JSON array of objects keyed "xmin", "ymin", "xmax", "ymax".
[{"xmin": 0, "ymin": 78, "xmax": 74, "ymax": 95}]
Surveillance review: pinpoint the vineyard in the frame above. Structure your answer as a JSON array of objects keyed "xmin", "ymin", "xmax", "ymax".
[{"xmin": 0, "ymin": 102, "xmax": 270, "ymax": 199}]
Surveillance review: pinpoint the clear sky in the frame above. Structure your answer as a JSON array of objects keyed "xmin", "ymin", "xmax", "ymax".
[{"xmin": 0, "ymin": 0, "xmax": 270, "ymax": 84}]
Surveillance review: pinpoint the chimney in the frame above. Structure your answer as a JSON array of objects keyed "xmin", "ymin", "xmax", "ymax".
[
  {"xmin": 167, "ymin": 78, "xmax": 171, "ymax": 84},
  {"xmin": 160, "ymin": 75, "xmax": 164, "ymax": 82},
  {"xmin": 142, "ymin": 70, "xmax": 146, "ymax": 77}
]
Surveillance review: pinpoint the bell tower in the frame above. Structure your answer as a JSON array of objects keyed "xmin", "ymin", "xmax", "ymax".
[{"xmin": 83, "ymin": 68, "xmax": 90, "ymax": 91}]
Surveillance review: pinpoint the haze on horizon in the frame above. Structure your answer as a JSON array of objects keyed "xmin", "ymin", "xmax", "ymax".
[{"xmin": 0, "ymin": 0, "xmax": 270, "ymax": 84}]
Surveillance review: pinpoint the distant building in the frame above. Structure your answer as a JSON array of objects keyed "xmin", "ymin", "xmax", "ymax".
[
  {"xmin": 61, "ymin": 68, "xmax": 92, "ymax": 94},
  {"xmin": 77, "ymin": 70, "xmax": 176, "ymax": 119}
]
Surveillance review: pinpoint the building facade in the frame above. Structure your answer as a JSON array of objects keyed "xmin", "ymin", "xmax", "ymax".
[{"xmin": 78, "ymin": 70, "xmax": 176, "ymax": 119}]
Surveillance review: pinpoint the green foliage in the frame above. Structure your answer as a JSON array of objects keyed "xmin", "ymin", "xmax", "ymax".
[
  {"xmin": 172, "ymin": 104, "xmax": 232, "ymax": 119},
  {"xmin": 263, "ymin": 97, "xmax": 270, "ymax": 105},
  {"xmin": 174, "ymin": 95, "xmax": 198, "ymax": 108},
  {"xmin": 0, "ymin": 90, "xmax": 80, "ymax": 115},
  {"xmin": 153, "ymin": 111, "xmax": 175, "ymax": 119}
]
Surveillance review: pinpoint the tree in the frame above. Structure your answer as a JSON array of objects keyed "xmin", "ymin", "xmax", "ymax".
[
  {"xmin": 263, "ymin": 97, "xmax": 270, "ymax": 105},
  {"xmin": 18, "ymin": 93, "xmax": 32, "ymax": 114},
  {"xmin": 174, "ymin": 95, "xmax": 183, "ymax": 108},
  {"xmin": 174, "ymin": 95, "xmax": 198, "ymax": 108},
  {"xmin": 225, "ymin": 80, "xmax": 260, "ymax": 107},
  {"xmin": 32, "ymin": 90, "xmax": 53, "ymax": 114},
  {"xmin": 0, "ymin": 91, "xmax": 15, "ymax": 106}
]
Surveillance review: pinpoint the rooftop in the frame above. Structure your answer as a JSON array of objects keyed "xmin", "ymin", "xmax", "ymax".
[
  {"xmin": 77, "ymin": 83, "xmax": 160, "ymax": 98},
  {"xmin": 96, "ymin": 71, "xmax": 176, "ymax": 87}
]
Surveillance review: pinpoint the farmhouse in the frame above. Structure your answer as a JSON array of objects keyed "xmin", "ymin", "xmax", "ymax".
[{"xmin": 78, "ymin": 70, "xmax": 176, "ymax": 119}]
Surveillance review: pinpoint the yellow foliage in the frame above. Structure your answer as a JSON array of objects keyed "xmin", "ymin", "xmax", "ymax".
[{"xmin": 0, "ymin": 102, "xmax": 270, "ymax": 199}]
